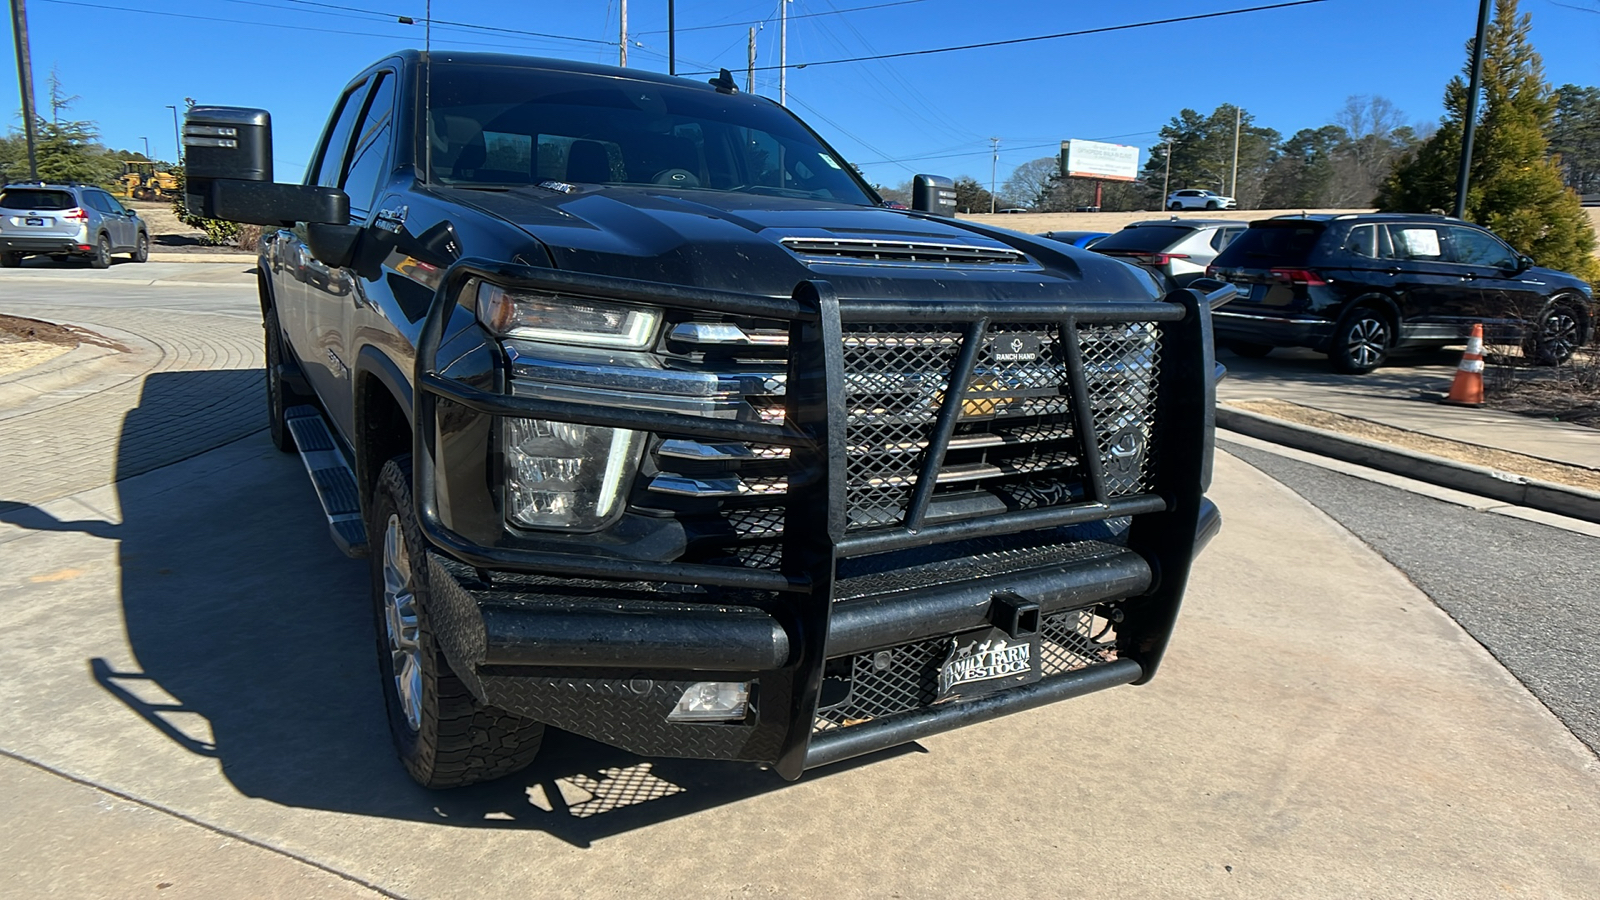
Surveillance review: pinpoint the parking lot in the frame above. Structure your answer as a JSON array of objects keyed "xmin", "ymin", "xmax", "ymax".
[{"xmin": 2, "ymin": 268, "xmax": 1598, "ymax": 898}]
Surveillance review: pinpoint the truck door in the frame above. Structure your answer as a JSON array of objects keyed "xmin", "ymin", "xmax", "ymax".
[{"xmin": 288, "ymin": 75, "xmax": 371, "ymax": 439}]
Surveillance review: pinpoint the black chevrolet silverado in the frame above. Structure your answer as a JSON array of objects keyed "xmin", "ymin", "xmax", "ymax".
[{"xmin": 184, "ymin": 51, "xmax": 1224, "ymax": 788}]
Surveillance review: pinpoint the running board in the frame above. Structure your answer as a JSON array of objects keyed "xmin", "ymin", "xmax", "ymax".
[{"xmin": 285, "ymin": 405, "xmax": 368, "ymax": 558}]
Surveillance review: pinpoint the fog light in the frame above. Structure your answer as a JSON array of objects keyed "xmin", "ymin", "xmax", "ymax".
[
  {"xmin": 668, "ymin": 681, "xmax": 750, "ymax": 723},
  {"xmin": 502, "ymin": 417, "xmax": 640, "ymax": 530}
]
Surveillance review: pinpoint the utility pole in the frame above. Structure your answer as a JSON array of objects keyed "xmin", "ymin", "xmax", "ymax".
[
  {"xmin": 1454, "ymin": 0, "xmax": 1491, "ymax": 219},
  {"xmin": 166, "ymin": 104, "xmax": 181, "ymax": 164},
  {"xmin": 1162, "ymin": 139, "xmax": 1174, "ymax": 210},
  {"xmin": 619, "ymin": 0, "xmax": 627, "ymax": 67},
  {"xmin": 746, "ymin": 27, "xmax": 756, "ymax": 93},
  {"xmin": 667, "ymin": 0, "xmax": 675, "ymax": 75},
  {"xmin": 779, "ymin": 0, "xmax": 788, "ymax": 106},
  {"xmin": 8, "ymin": 0, "xmax": 39, "ymax": 182},
  {"xmin": 1229, "ymin": 106, "xmax": 1241, "ymax": 199},
  {"xmin": 989, "ymin": 137, "xmax": 1000, "ymax": 214},
  {"xmin": 140, "ymin": 136, "xmax": 149, "ymax": 158}
]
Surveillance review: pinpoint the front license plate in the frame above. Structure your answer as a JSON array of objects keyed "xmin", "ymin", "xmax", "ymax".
[
  {"xmin": 936, "ymin": 626, "xmax": 1041, "ymax": 700},
  {"xmin": 24, "ymin": 217, "xmax": 46, "ymax": 226}
]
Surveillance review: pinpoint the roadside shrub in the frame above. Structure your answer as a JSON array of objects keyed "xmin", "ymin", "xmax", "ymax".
[{"xmin": 168, "ymin": 165, "xmax": 244, "ymax": 247}]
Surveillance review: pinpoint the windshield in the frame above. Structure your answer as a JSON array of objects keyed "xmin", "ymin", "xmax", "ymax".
[
  {"xmin": 1212, "ymin": 221, "xmax": 1327, "ymax": 267},
  {"xmin": 426, "ymin": 64, "xmax": 876, "ymax": 205},
  {"xmin": 0, "ymin": 189, "xmax": 75, "ymax": 210},
  {"xmin": 1092, "ymin": 225, "xmax": 1195, "ymax": 252}
]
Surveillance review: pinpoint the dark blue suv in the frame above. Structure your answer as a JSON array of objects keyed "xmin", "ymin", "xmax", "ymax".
[{"xmin": 1206, "ymin": 213, "xmax": 1595, "ymax": 373}]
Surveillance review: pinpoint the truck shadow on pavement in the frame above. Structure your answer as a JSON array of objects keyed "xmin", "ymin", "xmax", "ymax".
[{"xmin": 60, "ymin": 370, "xmax": 902, "ymax": 848}]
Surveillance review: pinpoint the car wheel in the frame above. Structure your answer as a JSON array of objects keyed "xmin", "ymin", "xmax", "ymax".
[
  {"xmin": 132, "ymin": 231, "xmax": 149, "ymax": 263},
  {"xmin": 1205, "ymin": 201, "xmax": 1220, "ymax": 210},
  {"xmin": 263, "ymin": 303, "xmax": 310, "ymax": 453},
  {"xmin": 1329, "ymin": 307, "xmax": 1392, "ymax": 374},
  {"xmin": 371, "ymin": 455, "xmax": 546, "ymax": 789},
  {"xmin": 1225, "ymin": 341, "xmax": 1273, "ymax": 359},
  {"xmin": 1168, "ymin": 202, "xmax": 1183, "ymax": 210},
  {"xmin": 1527, "ymin": 299, "xmax": 1585, "ymax": 366},
  {"xmin": 90, "ymin": 234, "xmax": 112, "ymax": 269},
  {"xmin": 0, "ymin": 251, "xmax": 20, "ymax": 268}
]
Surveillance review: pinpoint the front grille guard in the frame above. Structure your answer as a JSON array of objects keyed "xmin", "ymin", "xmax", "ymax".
[{"xmin": 413, "ymin": 260, "xmax": 1216, "ymax": 779}]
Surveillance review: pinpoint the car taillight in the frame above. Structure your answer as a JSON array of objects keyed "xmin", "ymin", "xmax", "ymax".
[
  {"xmin": 1269, "ymin": 268, "xmax": 1327, "ymax": 286},
  {"xmin": 63, "ymin": 208, "xmax": 89, "ymax": 222},
  {"xmin": 1107, "ymin": 251, "xmax": 1190, "ymax": 266}
]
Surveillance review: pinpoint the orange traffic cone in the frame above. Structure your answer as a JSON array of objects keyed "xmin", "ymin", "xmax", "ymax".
[{"xmin": 1443, "ymin": 323, "xmax": 1485, "ymax": 406}]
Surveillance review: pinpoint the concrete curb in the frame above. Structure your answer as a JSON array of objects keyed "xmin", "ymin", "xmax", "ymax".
[{"xmin": 1216, "ymin": 405, "xmax": 1600, "ymax": 525}]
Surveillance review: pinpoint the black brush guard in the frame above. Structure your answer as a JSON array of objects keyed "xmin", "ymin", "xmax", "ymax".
[{"xmin": 412, "ymin": 260, "xmax": 1218, "ymax": 779}]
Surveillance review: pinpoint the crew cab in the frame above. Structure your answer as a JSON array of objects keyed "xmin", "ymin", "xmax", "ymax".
[{"xmin": 183, "ymin": 52, "xmax": 1223, "ymax": 787}]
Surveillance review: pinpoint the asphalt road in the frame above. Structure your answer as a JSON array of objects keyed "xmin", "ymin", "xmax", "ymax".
[{"xmin": 1222, "ymin": 439, "xmax": 1600, "ymax": 756}]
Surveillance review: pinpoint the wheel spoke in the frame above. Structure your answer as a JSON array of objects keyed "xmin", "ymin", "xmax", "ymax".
[{"xmin": 382, "ymin": 513, "xmax": 424, "ymax": 731}]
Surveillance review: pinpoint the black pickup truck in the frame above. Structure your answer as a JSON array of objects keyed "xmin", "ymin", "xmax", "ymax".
[{"xmin": 183, "ymin": 51, "xmax": 1223, "ymax": 787}]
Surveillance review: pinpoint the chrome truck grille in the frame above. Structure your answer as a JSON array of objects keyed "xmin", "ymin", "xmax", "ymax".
[{"xmin": 643, "ymin": 318, "xmax": 1163, "ymax": 567}]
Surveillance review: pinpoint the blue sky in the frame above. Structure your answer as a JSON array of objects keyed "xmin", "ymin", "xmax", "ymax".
[{"xmin": 4, "ymin": 0, "xmax": 1598, "ymax": 188}]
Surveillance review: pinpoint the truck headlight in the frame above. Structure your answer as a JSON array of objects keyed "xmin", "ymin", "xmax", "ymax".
[
  {"xmin": 502, "ymin": 417, "xmax": 641, "ymax": 530},
  {"xmin": 477, "ymin": 281, "xmax": 661, "ymax": 349}
]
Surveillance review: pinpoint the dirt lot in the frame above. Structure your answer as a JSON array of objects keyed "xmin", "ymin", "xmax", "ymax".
[{"xmin": 124, "ymin": 199, "xmax": 254, "ymax": 255}]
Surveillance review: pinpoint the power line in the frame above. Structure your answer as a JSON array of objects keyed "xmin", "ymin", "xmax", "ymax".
[
  {"xmin": 684, "ymin": 0, "xmax": 1329, "ymax": 75},
  {"xmin": 279, "ymin": 0, "xmax": 613, "ymax": 43},
  {"xmin": 638, "ymin": 0, "xmax": 927, "ymax": 35}
]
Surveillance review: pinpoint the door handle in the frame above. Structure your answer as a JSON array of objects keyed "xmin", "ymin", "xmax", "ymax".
[{"xmin": 1383, "ymin": 267, "xmax": 1401, "ymax": 275}]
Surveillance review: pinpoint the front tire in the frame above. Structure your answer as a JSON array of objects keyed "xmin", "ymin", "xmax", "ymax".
[
  {"xmin": 132, "ymin": 231, "xmax": 149, "ymax": 263},
  {"xmin": 1329, "ymin": 307, "xmax": 1392, "ymax": 374},
  {"xmin": 371, "ymin": 456, "xmax": 545, "ymax": 789},
  {"xmin": 1528, "ymin": 300, "xmax": 1585, "ymax": 366},
  {"xmin": 90, "ymin": 234, "xmax": 112, "ymax": 269},
  {"xmin": 1168, "ymin": 202, "xmax": 1183, "ymax": 210},
  {"xmin": 1205, "ymin": 200, "xmax": 1220, "ymax": 210}
]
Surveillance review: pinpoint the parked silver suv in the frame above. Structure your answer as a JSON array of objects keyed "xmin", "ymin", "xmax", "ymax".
[{"xmin": 0, "ymin": 183, "xmax": 150, "ymax": 268}]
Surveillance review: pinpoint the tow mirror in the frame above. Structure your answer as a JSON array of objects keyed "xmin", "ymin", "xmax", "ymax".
[
  {"xmin": 183, "ymin": 105, "xmax": 348, "ymax": 226},
  {"xmin": 911, "ymin": 174, "xmax": 957, "ymax": 217}
]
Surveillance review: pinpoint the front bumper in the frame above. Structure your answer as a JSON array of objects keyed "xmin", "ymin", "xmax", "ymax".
[{"xmin": 413, "ymin": 262, "xmax": 1221, "ymax": 778}]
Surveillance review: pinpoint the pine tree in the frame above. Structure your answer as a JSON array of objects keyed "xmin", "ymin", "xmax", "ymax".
[{"xmin": 1377, "ymin": 0, "xmax": 1597, "ymax": 281}]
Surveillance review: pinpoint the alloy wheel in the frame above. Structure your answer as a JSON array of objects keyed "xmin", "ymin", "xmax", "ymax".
[
  {"xmin": 1346, "ymin": 316, "xmax": 1388, "ymax": 369},
  {"xmin": 382, "ymin": 514, "xmax": 423, "ymax": 732},
  {"xmin": 1539, "ymin": 310, "xmax": 1580, "ymax": 363}
]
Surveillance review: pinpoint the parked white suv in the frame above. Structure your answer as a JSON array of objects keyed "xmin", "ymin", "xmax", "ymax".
[{"xmin": 1166, "ymin": 189, "xmax": 1236, "ymax": 211}]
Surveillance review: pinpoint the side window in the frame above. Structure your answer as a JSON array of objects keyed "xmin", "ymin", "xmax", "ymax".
[
  {"xmin": 1385, "ymin": 224, "xmax": 1444, "ymax": 261},
  {"xmin": 343, "ymin": 126, "xmax": 392, "ymax": 219},
  {"xmin": 311, "ymin": 79, "xmax": 370, "ymax": 188},
  {"xmin": 1210, "ymin": 227, "xmax": 1242, "ymax": 251},
  {"xmin": 1449, "ymin": 227, "xmax": 1516, "ymax": 268},
  {"xmin": 82, "ymin": 191, "xmax": 107, "ymax": 212},
  {"xmin": 1343, "ymin": 224, "xmax": 1378, "ymax": 257},
  {"xmin": 340, "ymin": 73, "xmax": 396, "ymax": 219}
]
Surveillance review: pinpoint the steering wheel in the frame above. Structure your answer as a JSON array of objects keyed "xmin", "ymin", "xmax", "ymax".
[{"xmin": 653, "ymin": 168, "xmax": 700, "ymax": 188}]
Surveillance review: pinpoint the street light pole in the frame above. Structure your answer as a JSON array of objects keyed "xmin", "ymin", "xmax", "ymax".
[
  {"xmin": 1162, "ymin": 139, "xmax": 1174, "ymax": 210},
  {"xmin": 1229, "ymin": 106, "xmax": 1241, "ymax": 199},
  {"xmin": 8, "ymin": 0, "xmax": 39, "ymax": 182},
  {"xmin": 619, "ymin": 0, "xmax": 627, "ymax": 67},
  {"xmin": 140, "ymin": 136, "xmax": 149, "ymax": 159},
  {"xmin": 166, "ymin": 105, "xmax": 181, "ymax": 163},
  {"xmin": 668, "ymin": 0, "xmax": 675, "ymax": 76},
  {"xmin": 1454, "ymin": 0, "xmax": 1492, "ymax": 219},
  {"xmin": 779, "ymin": 0, "xmax": 788, "ymax": 106}
]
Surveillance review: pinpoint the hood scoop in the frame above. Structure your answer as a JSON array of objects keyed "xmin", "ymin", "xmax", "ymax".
[{"xmin": 780, "ymin": 236, "xmax": 1029, "ymax": 267}]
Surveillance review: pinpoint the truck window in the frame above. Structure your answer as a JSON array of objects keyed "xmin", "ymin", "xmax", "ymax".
[
  {"xmin": 311, "ymin": 78, "xmax": 370, "ymax": 188},
  {"xmin": 425, "ymin": 63, "xmax": 874, "ymax": 204},
  {"xmin": 341, "ymin": 73, "xmax": 395, "ymax": 219}
]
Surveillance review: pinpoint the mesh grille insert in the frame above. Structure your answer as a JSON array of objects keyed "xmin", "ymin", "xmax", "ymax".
[{"xmin": 813, "ymin": 605, "xmax": 1120, "ymax": 731}]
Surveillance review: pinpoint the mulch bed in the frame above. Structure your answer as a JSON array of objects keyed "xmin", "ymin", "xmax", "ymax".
[{"xmin": 0, "ymin": 314, "xmax": 127, "ymax": 352}]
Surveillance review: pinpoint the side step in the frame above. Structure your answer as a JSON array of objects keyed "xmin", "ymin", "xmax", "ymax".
[{"xmin": 285, "ymin": 405, "xmax": 369, "ymax": 558}]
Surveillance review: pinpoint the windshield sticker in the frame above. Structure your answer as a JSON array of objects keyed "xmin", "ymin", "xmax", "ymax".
[
  {"xmin": 819, "ymin": 153, "xmax": 842, "ymax": 170},
  {"xmin": 1395, "ymin": 227, "xmax": 1441, "ymax": 259}
]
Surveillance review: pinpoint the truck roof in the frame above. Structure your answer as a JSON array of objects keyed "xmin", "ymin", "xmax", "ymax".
[{"xmin": 384, "ymin": 49, "xmax": 730, "ymax": 94}]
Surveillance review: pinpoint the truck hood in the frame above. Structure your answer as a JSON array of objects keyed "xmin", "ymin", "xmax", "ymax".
[{"xmin": 437, "ymin": 184, "xmax": 1163, "ymax": 303}]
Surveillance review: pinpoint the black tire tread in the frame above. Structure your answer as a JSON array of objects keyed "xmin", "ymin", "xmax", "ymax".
[{"xmin": 372, "ymin": 456, "xmax": 544, "ymax": 789}]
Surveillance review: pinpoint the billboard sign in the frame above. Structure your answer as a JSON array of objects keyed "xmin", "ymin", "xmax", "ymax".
[{"xmin": 1061, "ymin": 140, "xmax": 1140, "ymax": 182}]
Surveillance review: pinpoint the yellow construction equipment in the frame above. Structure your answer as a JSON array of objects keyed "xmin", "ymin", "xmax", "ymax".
[{"xmin": 119, "ymin": 161, "xmax": 179, "ymax": 201}]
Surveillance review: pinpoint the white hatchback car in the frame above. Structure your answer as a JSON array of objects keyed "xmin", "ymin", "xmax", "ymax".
[{"xmin": 1166, "ymin": 189, "xmax": 1236, "ymax": 210}]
